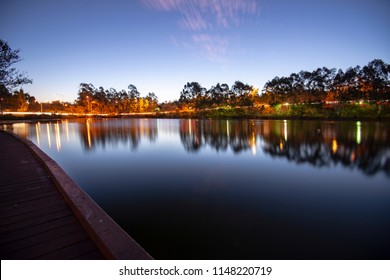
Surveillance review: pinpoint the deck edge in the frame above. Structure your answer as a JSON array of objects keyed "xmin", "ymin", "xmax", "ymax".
[{"xmin": 3, "ymin": 130, "xmax": 153, "ymax": 260}]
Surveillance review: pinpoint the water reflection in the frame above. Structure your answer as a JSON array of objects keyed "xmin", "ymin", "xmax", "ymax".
[
  {"xmin": 2, "ymin": 118, "xmax": 389, "ymax": 259},
  {"xmin": 261, "ymin": 120, "xmax": 390, "ymax": 176},
  {"xmin": 3, "ymin": 119, "xmax": 390, "ymax": 176},
  {"xmin": 35, "ymin": 123, "xmax": 40, "ymax": 146},
  {"xmin": 179, "ymin": 119, "xmax": 258, "ymax": 153},
  {"xmin": 46, "ymin": 123, "xmax": 51, "ymax": 148},
  {"xmin": 178, "ymin": 119, "xmax": 390, "ymax": 176},
  {"xmin": 78, "ymin": 118, "xmax": 158, "ymax": 150}
]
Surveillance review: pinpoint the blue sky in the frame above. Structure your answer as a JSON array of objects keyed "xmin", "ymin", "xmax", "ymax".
[{"xmin": 1, "ymin": 0, "xmax": 389, "ymax": 102}]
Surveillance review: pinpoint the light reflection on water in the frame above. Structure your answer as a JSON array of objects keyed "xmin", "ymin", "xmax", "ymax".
[{"xmin": 4, "ymin": 118, "xmax": 390, "ymax": 259}]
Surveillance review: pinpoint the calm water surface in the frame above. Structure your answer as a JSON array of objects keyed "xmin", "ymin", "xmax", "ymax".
[{"xmin": 5, "ymin": 118, "xmax": 390, "ymax": 259}]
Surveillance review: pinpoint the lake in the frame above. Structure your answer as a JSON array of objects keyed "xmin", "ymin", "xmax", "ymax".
[{"xmin": 4, "ymin": 118, "xmax": 390, "ymax": 259}]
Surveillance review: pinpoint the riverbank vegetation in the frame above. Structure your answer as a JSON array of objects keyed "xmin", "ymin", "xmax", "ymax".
[{"xmin": 1, "ymin": 39, "xmax": 389, "ymax": 119}]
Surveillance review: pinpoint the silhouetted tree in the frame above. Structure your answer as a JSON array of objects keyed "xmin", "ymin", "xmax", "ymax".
[
  {"xmin": 128, "ymin": 84, "xmax": 140, "ymax": 112},
  {"xmin": 0, "ymin": 39, "xmax": 32, "ymax": 92},
  {"xmin": 146, "ymin": 92, "xmax": 159, "ymax": 111},
  {"xmin": 179, "ymin": 82, "xmax": 206, "ymax": 109},
  {"xmin": 0, "ymin": 39, "xmax": 33, "ymax": 111},
  {"xmin": 262, "ymin": 60, "xmax": 390, "ymax": 105},
  {"xmin": 7, "ymin": 89, "xmax": 30, "ymax": 111},
  {"xmin": 77, "ymin": 83, "xmax": 95, "ymax": 113}
]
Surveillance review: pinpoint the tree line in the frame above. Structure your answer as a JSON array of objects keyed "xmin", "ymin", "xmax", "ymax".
[
  {"xmin": 173, "ymin": 59, "xmax": 389, "ymax": 112},
  {"xmin": 178, "ymin": 81, "xmax": 259, "ymax": 110},
  {"xmin": 1, "ymin": 38, "xmax": 389, "ymax": 114},
  {"xmin": 74, "ymin": 83, "xmax": 159, "ymax": 114},
  {"xmin": 262, "ymin": 59, "xmax": 390, "ymax": 105}
]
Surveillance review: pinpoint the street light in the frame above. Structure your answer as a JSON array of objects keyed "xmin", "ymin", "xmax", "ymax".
[{"xmin": 86, "ymin": 96, "xmax": 91, "ymax": 114}]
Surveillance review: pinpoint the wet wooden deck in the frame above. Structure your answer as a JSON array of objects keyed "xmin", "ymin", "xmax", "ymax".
[{"xmin": 0, "ymin": 130, "xmax": 151, "ymax": 260}]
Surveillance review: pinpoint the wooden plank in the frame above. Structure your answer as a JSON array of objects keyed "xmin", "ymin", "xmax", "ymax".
[
  {"xmin": 0, "ymin": 196, "xmax": 67, "ymax": 218},
  {"xmin": 0, "ymin": 221, "xmax": 86, "ymax": 254},
  {"xmin": 37, "ymin": 239, "xmax": 105, "ymax": 260},
  {"xmin": 0, "ymin": 131, "xmax": 103, "ymax": 260},
  {"xmin": 74, "ymin": 249, "xmax": 105, "ymax": 260},
  {"xmin": 0, "ymin": 130, "xmax": 150, "ymax": 260},
  {"xmin": 1, "ymin": 188, "xmax": 59, "ymax": 205},
  {"xmin": 0, "ymin": 178, "xmax": 51, "ymax": 190},
  {"xmin": 0, "ymin": 183, "xmax": 52, "ymax": 195},
  {"xmin": 2, "ymin": 230, "xmax": 93, "ymax": 260},
  {"xmin": 0, "ymin": 196, "xmax": 66, "ymax": 219},
  {"xmin": 0, "ymin": 208, "xmax": 72, "ymax": 233},
  {"xmin": 0, "ymin": 215, "xmax": 78, "ymax": 245},
  {"xmin": 8, "ymin": 132, "xmax": 153, "ymax": 260},
  {"xmin": 0, "ymin": 203, "xmax": 69, "ymax": 228},
  {"xmin": 3, "ymin": 208, "xmax": 73, "ymax": 232}
]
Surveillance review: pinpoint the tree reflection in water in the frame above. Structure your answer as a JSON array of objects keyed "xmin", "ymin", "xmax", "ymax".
[
  {"xmin": 78, "ymin": 118, "xmax": 158, "ymax": 150},
  {"xmin": 179, "ymin": 119, "xmax": 254, "ymax": 153},
  {"xmin": 179, "ymin": 119, "xmax": 390, "ymax": 177},
  {"xmin": 5, "ymin": 118, "xmax": 389, "ymax": 259},
  {"xmin": 75, "ymin": 118, "xmax": 389, "ymax": 176}
]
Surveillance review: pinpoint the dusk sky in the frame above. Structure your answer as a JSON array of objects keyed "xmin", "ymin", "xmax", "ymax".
[{"xmin": 1, "ymin": 0, "xmax": 389, "ymax": 102}]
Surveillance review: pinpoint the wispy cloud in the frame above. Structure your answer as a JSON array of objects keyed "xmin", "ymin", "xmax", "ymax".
[
  {"xmin": 191, "ymin": 34, "xmax": 228, "ymax": 62},
  {"xmin": 141, "ymin": 0, "xmax": 257, "ymax": 30},
  {"xmin": 140, "ymin": 0, "xmax": 258, "ymax": 62}
]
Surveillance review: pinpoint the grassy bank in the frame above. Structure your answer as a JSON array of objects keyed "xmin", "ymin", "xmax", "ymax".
[
  {"xmin": 0, "ymin": 114, "xmax": 64, "ymax": 123},
  {"xmin": 2, "ymin": 103, "xmax": 390, "ymax": 121},
  {"xmin": 154, "ymin": 103, "xmax": 390, "ymax": 120}
]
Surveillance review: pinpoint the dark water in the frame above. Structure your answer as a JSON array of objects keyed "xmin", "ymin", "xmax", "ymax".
[{"xmin": 5, "ymin": 119, "xmax": 390, "ymax": 259}]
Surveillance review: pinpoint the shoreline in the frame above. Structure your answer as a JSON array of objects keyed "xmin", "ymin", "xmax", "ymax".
[
  {"xmin": 1, "ymin": 104, "xmax": 390, "ymax": 122},
  {"xmin": 1, "ymin": 114, "xmax": 390, "ymax": 123}
]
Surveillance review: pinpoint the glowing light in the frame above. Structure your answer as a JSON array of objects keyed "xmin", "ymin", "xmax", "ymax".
[
  {"xmin": 350, "ymin": 151, "xmax": 356, "ymax": 162},
  {"xmin": 279, "ymin": 139, "xmax": 283, "ymax": 151},
  {"xmin": 65, "ymin": 120, "xmax": 70, "ymax": 142},
  {"xmin": 35, "ymin": 123, "xmax": 40, "ymax": 146},
  {"xmin": 86, "ymin": 119, "xmax": 92, "ymax": 148},
  {"xmin": 226, "ymin": 120, "xmax": 230, "ymax": 138},
  {"xmin": 55, "ymin": 122, "xmax": 61, "ymax": 151},
  {"xmin": 283, "ymin": 120, "xmax": 288, "ymax": 141},
  {"xmin": 332, "ymin": 139, "xmax": 338, "ymax": 154},
  {"xmin": 356, "ymin": 121, "xmax": 361, "ymax": 144},
  {"xmin": 12, "ymin": 123, "xmax": 28, "ymax": 137},
  {"xmin": 251, "ymin": 131, "xmax": 256, "ymax": 156},
  {"xmin": 46, "ymin": 123, "xmax": 51, "ymax": 148}
]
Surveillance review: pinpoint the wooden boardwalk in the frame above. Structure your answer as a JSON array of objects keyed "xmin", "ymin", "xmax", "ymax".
[{"xmin": 0, "ymin": 131, "xmax": 151, "ymax": 260}]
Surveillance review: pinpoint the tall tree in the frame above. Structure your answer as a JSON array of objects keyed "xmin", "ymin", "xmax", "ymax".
[
  {"xmin": 0, "ymin": 39, "xmax": 32, "ymax": 93},
  {"xmin": 128, "ymin": 84, "xmax": 140, "ymax": 112},
  {"xmin": 208, "ymin": 83, "xmax": 225, "ymax": 106},
  {"xmin": 179, "ymin": 82, "xmax": 205, "ymax": 109},
  {"xmin": 361, "ymin": 59, "xmax": 390, "ymax": 100},
  {"xmin": 233, "ymin": 81, "xmax": 254, "ymax": 106},
  {"xmin": 77, "ymin": 83, "xmax": 95, "ymax": 113},
  {"xmin": 146, "ymin": 92, "xmax": 158, "ymax": 111}
]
